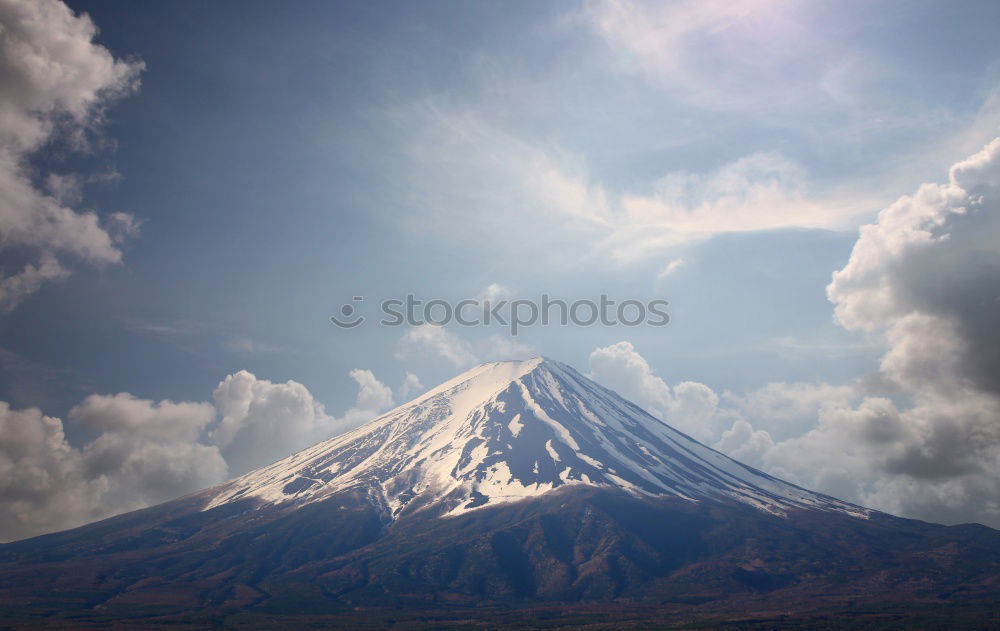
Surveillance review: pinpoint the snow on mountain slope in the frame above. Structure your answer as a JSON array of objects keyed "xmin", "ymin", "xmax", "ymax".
[{"xmin": 204, "ymin": 358, "xmax": 869, "ymax": 520}]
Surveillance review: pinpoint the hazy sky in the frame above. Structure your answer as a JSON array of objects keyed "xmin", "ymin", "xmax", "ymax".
[{"xmin": 2, "ymin": 0, "xmax": 1000, "ymax": 539}]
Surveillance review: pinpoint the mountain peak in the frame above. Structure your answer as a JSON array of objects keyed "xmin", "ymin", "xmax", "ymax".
[
  {"xmin": 204, "ymin": 357, "xmax": 868, "ymax": 521},
  {"xmin": 410, "ymin": 356, "xmax": 545, "ymax": 402}
]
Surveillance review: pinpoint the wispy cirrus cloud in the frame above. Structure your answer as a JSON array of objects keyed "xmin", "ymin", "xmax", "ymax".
[
  {"xmin": 396, "ymin": 324, "xmax": 534, "ymax": 369},
  {"xmin": 402, "ymin": 108, "xmax": 874, "ymax": 264},
  {"xmin": 582, "ymin": 0, "xmax": 806, "ymax": 109}
]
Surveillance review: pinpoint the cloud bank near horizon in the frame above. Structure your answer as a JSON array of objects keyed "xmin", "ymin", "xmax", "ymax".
[
  {"xmin": 0, "ymin": 367, "xmax": 399, "ymax": 542},
  {"xmin": 586, "ymin": 138, "xmax": 1000, "ymax": 528}
]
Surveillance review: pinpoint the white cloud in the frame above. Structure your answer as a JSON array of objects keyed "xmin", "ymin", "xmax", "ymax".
[
  {"xmin": 70, "ymin": 393, "xmax": 216, "ymax": 443},
  {"xmin": 582, "ymin": 0, "xmax": 843, "ymax": 114},
  {"xmin": 588, "ymin": 341, "xmax": 732, "ymax": 441},
  {"xmin": 396, "ymin": 324, "xmax": 535, "ymax": 369},
  {"xmin": 583, "ymin": 140, "xmax": 1000, "ymax": 528},
  {"xmin": 828, "ymin": 137, "xmax": 1000, "ymax": 402},
  {"xmin": 345, "ymin": 369, "xmax": 395, "ymax": 425},
  {"xmin": 476, "ymin": 283, "xmax": 511, "ymax": 303},
  {"xmin": 813, "ymin": 137, "xmax": 1000, "ymax": 525},
  {"xmin": 608, "ymin": 153, "xmax": 867, "ymax": 261},
  {"xmin": 657, "ymin": 258, "xmax": 684, "ymax": 280},
  {"xmin": 397, "ymin": 325, "xmax": 480, "ymax": 368},
  {"xmin": 211, "ymin": 369, "xmax": 393, "ymax": 477},
  {"xmin": 68, "ymin": 393, "xmax": 226, "ymax": 512},
  {"xmin": 586, "ymin": 341, "xmax": 865, "ymax": 498},
  {"xmin": 0, "ymin": 255, "xmax": 69, "ymax": 312},
  {"xmin": 588, "ymin": 340, "xmax": 671, "ymax": 407},
  {"xmin": 0, "ymin": 393, "xmax": 225, "ymax": 542},
  {"xmin": 0, "ymin": 365, "xmax": 396, "ymax": 541},
  {"xmin": 473, "ymin": 334, "xmax": 535, "ymax": 362},
  {"xmin": 80, "ymin": 434, "xmax": 226, "ymax": 511},
  {"xmin": 540, "ymin": 149, "xmax": 870, "ymax": 262},
  {"xmin": 829, "ymin": 139, "xmax": 1000, "ymax": 336},
  {"xmin": 721, "ymin": 380, "xmax": 856, "ymax": 440},
  {"xmin": 0, "ymin": 402, "xmax": 107, "ymax": 542},
  {"xmin": 714, "ymin": 419, "xmax": 774, "ymax": 469},
  {"xmin": 44, "ymin": 170, "xmax": 122, "ymax": 207},
  {"xmin": 0, "ymin": 0, "xmax": 143, "ymax": 311},
  {"xmin": 398, "ymin": 372, "xmax": 424, "ymax": 401},
  {"xmin": 222, "ymin": 337, "xmax": 280, "ymax": 356},
  {"xmin": 407, "ymin": 110, "xmax": 871, "ymax": 265}
]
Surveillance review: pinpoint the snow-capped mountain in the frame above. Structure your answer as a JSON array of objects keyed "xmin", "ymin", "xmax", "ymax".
[
  {"xmin": 206, "ymin": 357, "xmax": 866, "ymax": 520},
  {"xmin": 4, "ymin": 357, "xmax": 999, "ymax": 626}
]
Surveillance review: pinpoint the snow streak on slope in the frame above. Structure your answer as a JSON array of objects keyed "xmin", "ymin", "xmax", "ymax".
[{"xmin": 205, "ymin": 358, "xmax": 869, "ymax": 520}]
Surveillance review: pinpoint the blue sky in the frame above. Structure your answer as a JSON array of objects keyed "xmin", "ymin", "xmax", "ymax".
[{"xmin": 2, "ymin": 0, "xmax": 1000, "ymax": 539}]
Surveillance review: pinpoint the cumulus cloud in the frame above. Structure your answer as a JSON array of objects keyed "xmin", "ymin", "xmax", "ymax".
[
  {"xmin": 591, "ymin": 143, "xmax": 1000, "ymax": 527},
  {"xmin": 714, "ymin": 419, "xmax": 774, "ymax": 469},
  {"xmin": 829, "ymin": 138, "xmax": 1000, "ymax": 397},
  {"xmin": 78, "ymin": 435, "xmax": 225, "ymax": 514},
  {"xmin": 0, "ymin": 402, "xmax": 106, "ymax": 542},
  {"xmin": 68, "ymin": 394, "xmax": 226, "ymax": 509},
  {"xmin": 813, "ymin": 138, "xmax": 1000, "ymax": 524},
  {"xmin": 588, "ymin": 341, "xmax": 733, "ymax": 442},
  {"xmin": 398, "ymin": 371, "xmax": 425, "ymax": 401},
  {"xmin": 0, "ymin": 393, "xmax": 223, "ymax": 542},
  {"xmin": 0, "ymin": 0, "xmax": 143, "ymax": 311},
  {"xmin": 721, "ymin": 380, "xmax": 857, "ymax": 440},
  {"xmin": 70, "ymin": 393, "xmax": 216, "ymax": 442},
  {"xmin": 591, "ymin": 314, "xmax": 1000, "ymax": 527},
  {"xmin": 0, "ymin": 367, "xmax": 395, "ymax": 541},
  {"xmin": 211, "ymin": 369, "xmax": 394, "ymax": 477}
]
